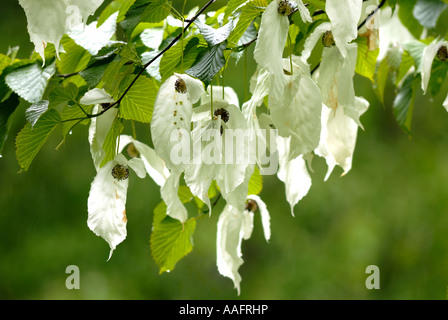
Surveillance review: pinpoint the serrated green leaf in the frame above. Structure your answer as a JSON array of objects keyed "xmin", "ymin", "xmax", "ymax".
[
  {"xmin": 25, "ymin": 100, "xmax": 49, "ymax": 128},
  {"xmin": 393, "ymin": 72, "xmax": 420, "ymax": 137},
  {"xmin": 404, "ymin": 40, "xmax": 427, "ymax": 71},
  {"xmin": 60, "ymin": 104, "xmax": 93, "ymax": 137},
  {"xmin": 248, "ymin": 165, "xmax": 263, "ymax": 195},
  {"xmin": 5, "ymin": 62, "xmax": 55, "ymax": 104},
  {"xmin": 150, "ymin": 216, "xmax": 196, "ymax": 274},
  {"xmin": 98, "ymin": 0, "xmax": 136, "ymax": 27},
  {"xmin": 227, "ymin": 0, "xmax": 263, "ymax": 49},
  {"xmin": 356, "ymin": 37, "xmax": 380, "ymax": 82},
  {"xmin": 224, "ymin": 0, "xmax": 251, "ymax": 20},
  {"xmin": 396, "ymin": 50, "xmax": 414, "ymax": 86},
  {"xmin": 49, "ymin": 83, "xmax": 79, "ymax": 107},
  {"xmin": 16, "ymin": 108, "xmax": 61, "ymax": 171},
  {"xmin": 118, "ymin": 75, "xmax": 158, "ymax": 123},
  {"xmin": 0, "ymin": 54, "xmax": 12, "ymax": 76},
  {"xmin": 0, "ymin": 93, "xmax": 20, "ymax": 155},
  {"xmin": 186, "ymin": 41, "xmax": 227, "ymax": 86},
  {"xmin": 428, "ymin": 60, "xmax": 448, "ymax": 97},
  {"xmin": 159, "ymin": 36, "xmax": 202, "ymax": 82},
  {"xmin": 121, "ymin": 0, "xmax": 171, "ymax": 37},
  {"xmin": 57, "ymin": 36, "xmax": 91, "ymax": 75}
]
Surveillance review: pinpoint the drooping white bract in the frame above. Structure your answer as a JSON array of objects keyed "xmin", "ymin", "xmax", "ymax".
[
  {"xmin": 325, "ymin": 0, "xmax": 363, "ymax": 58},
  {"xmin": 269, "ymin": 58, "xmax": 322, "ymax": 161},
  {"xmin": 421, "ymin": 40, "xmax": 448, "ymax": 95},
  {"xmin": 316, "ymin": 97, "xmax": 369, "ymax": 181},
  {"xmin": 184, "ymin": 100, "xmax": 250, "ymax": 212},
  {"xmin": 242, "ymin": 67, "xmax": 271, "ymax": 167},
  {"xmin": 276, "ymin": 136, "xmax": 312, "ymax": 215},
  {"xmin": 254, "ymin": 0, "xmax": 312, "ymax": 101},
  {"xmin": 83, "ymin": 89, "xmax": 117, "ymax": 171},
  {"xmin": 87, "ymin": 154, "xmax": 146, "ymax": 260},
  {"xmin": 151, "ymin": 73, "xmax": 204, "ymax": 172},
  {"xmin": 68, "ymin": 11, "xmax": 119, "ymax": 55},
  {"xmin": 118, "ymin": 135, "xmax": 170, "ymax": 187},
  {"xmin": 151, "ymin": 73, "xmax": 204, "ymax": 222},
  {"xmin": 216, "ymin": 167, "xmax": 270, "ymax": 295},
  {"xmin": 18, "ymin": 0, "xmax": 104, "ymax": 63}
]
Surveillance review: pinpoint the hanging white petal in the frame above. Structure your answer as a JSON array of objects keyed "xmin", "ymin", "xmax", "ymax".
[
  {"xmin": 151, "ymin": 73, "xmax": 204, "ymax": 172},
  {"xmin": 118, "ymin": 135, "xmax": 170, "ymax": 187},
  {"xmin": 161, "ymin": 171, "xmax": 189, "ymax": 222},
  {"xmin": 18, "ymin": 0, "xmax": 104, "ymax": 63},
  {"xmin": 277, "ymin": 136, "xmax": 312, "ymax": 215},
  {"xmin": 246, "ymin": 194, "xmax": 271, "ymax": 242},
  {"xmin": 68, "ymin": 11, "xmax": 118, "ymax": 55},
  {"xmin": 84, "ymin": 89, "xmax": 118, "ymax": 171},
  {"xmin": 421, "ymin": 41, "xmax": 448, "ymax": 94},
  {"xmin": 253, "ymin": 0, "xmax": 289, "ymax": 100},
  {"xmin": 326, "ymin": 0, "xmax": 363, "ymax": 57},
  {"xmin": 87, "ymin": 154, "xmax": 145, "ymax": 260}
]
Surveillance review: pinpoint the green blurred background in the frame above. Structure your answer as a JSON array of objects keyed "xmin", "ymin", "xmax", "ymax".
[{"xmin": 1, "ymin": 0, "xmax": 448, "ymax": 299}]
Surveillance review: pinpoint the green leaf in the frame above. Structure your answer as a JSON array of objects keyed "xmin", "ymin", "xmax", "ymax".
[
  {"xmin": 49, "ymin": 82, "xmax": 79, "ymax": 107},
  {"xmin": 159, "ymin": 36, "xmax": 202, "ymax": 82},
  {"xmin": 396, "ymin": 50, "xmax": 414, "ymax": 86},
  {"xmin": 60, "ymin": 104, "xmax": 93, "ymax": 137},
  {"xmin": 428, "ymin": 60, "xmax": 448, "ymax": 97},
  {"xmin": 248, "ymin": 165, "xmax": 263, "ymax": 196},
  {"xmin": 118, "ymin": 75, "xmax": 158, "ymax": 123},
  {"xmin": 150, "ymin": 215, "xmax": 196, "ymax": 274},
  {"xmin": 355, "ymin": 37, "xmax": 380, "ymax": 82},
  {"xmin": 178, "ymin": 185, "xmax": 194, "ymax": 204},
  {"xmin": 186, "ymin": 41, "xmax": 227, "ymax": 87},
  {"xmin": 0, "ymin": 54, "xmax": 12, "ymax": 76},
  {"xmin": 101, "ymin": 117, "xmax": 124, "ymax": 166},
  {"xmin": 413, "ymin": 0, "xmax": 448, "ymax": 29},
  {"xmin": 5, "ymin": 62, "xmax": 55, "ymax": 104},
  {"xmin": 227, "ymin": 0, "xmax": 263, "ymax": 49},
  {"xmin": 224, "ymin": 0, "xmax": 251, "ymax": 20},
  {"xmin": 16, "ymin": 108, "xmax": 61, "ymax": 171},
  {"xmin": 121, "ymin": 0, "xmax": 171, "ymax": 37},
  {"xmin": 393, "ymin": 73, "xmax": 420, "ymax": 137},
  {"xmin": 25, "ymin": 100, "xmax": 49, "ymax": 128},
  {"xmin": 57, "ymin": 36, "xmax": 91, "ymax": 75},
  {"xmin": 98, "ymin": 0, "xmax": 136, "ymax": 26},
  {"xmin": 306, "ymin": 0, "xmax": 326, "ymax": 11},
  {"xmin": 0, "ymin": 93, "xmax": 20, "ymax": 155}
]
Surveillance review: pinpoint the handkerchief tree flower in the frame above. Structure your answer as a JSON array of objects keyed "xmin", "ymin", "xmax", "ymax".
[{"xmin": 3, "ymin": 0, "xmax": 448, "ymax": 296}]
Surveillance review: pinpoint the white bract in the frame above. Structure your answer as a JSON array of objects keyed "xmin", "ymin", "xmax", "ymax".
[
  {"xmin": 83, "ymin": 89, "xmax": 117, "ymax": 171},
  {"xmin": 217, "ymin": 192, "xmax": 270, "ymax": 295},
  {"xmin": 18, "ymin": 0, "xmax": 104, "ymax": 63},
  {"xmin": 421, "ymin": 40, "xmax": 448, "ymax": 94},
  {"xmin": 254, "ymin": 0, "xmax": 312, "ymax": 101},
  {"xmin": 87, "ymin": 154, "xmax": 146, "ymax": 260},
  {"xmin": 68, "ymin": 11, "xmax": 119, "ymax": 55}
]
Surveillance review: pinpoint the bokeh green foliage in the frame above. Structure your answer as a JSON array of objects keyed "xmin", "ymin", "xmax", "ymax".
[{"xmin": 1, "ymin": 0, "xmax": 448, "ymax": 299}]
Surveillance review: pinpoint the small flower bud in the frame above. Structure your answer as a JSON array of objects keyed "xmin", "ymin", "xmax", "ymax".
[
  {"xmin": 277, "ymin": 0, "xmax": 296, "ymax": 16},
  {"xmin": 322, "ymin": 31, "xmax": 336, "ymax": 48},
  {"xmin": 174, "ymin": 78, "xmax": 187, "ymax": 94},
  {"xmin": 437, "ymin": 45, "xmax": 448, "ymax": 62},
  {"xmin": 245, "ymin": 199, "xmax": 258, "ymax": 213},
  {"xmin": 126, "ymin": 143, "xmax": 140, "ymax": 159},
  {"xmin": 214, "ymin": 108, "xmax": 230, "ymax": 123},
  {"xmin": 111, "ymin": 164, "xmax": 129, "ymax": 181}
]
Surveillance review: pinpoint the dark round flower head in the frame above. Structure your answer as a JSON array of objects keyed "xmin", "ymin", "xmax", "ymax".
[
  {"xmin": 174, "ymin": 78, "xmax": 187, "ymax": 94},
  {"xmin": 322, "ymin": 31, "xmax": 335, "ymax": 48},
  {"xmin": 437, "ymin": 45, "xmax": 448, "ymax": 62},
  {"xmin": 277, "ymin": 0, "xmax": 296, "ymax": 16},
  {"xmin": 245, "ymin": 199, "xmax": 258, "ymax": 213},
  {"xmin": 111, "ymin": 164, "xmax": 130, "ymax": 181},
  {"xmin": 214, "ymin": 108, "xmax": 230, "ymax": 123}
]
